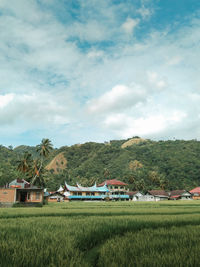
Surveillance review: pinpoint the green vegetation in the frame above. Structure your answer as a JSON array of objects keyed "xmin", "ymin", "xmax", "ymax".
[
  {"xmin": 16, "ymin": 138, "xmax": 53, "ymax": 187},
  {"xmin": 1, "ymin": 201, "xmax": 200, "ymax": 266},
  {"xmin": 1, "ymin": 138, "xmax": 200, "ymax": 190}
]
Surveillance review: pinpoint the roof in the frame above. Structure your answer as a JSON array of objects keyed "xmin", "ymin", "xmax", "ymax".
[
  {"xmin": 148, "ymin": 190, "xmax": 169, "ymax": 197},
  {"xmin": 9, "ymin": 179, "xmax": 30, "ymax": 189},
  {"xmin": 170, "ymin": 195, "xmax": 181, "ymax": 199},
  {"xmin": 49, "ymin": 192, "xmax": 64, "ymax": 197},
  {"xmin": 98, "ymin": 179, "xmax": 128, "ymax": 187},
  {"xmin": 170, "ymin": 190, "xmax": 186, "ymax": 196},
  {"xmin": 65, "ymin": 182, "xmax": 109, "ymax": 192},
  {"xmin": 57, "ymin": 185, "xmax": 64, "ymax": 192},
  {"xmin": 190, "ymin": 187, "xmax": 200, "ymax": 194}
]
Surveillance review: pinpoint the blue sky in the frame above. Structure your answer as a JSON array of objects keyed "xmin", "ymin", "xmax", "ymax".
[{"xmin": 0, "ymin": 0, "xmax": 200, "ymax": 148}]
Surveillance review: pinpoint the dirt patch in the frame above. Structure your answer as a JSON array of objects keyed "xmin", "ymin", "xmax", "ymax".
[
  {"xmin": 45, "ymin": 152, "xmax": 67, "ymax": 173},
  {"xmin": 121, "ymin": 138, "xmax": 147, "ymax": 148}
]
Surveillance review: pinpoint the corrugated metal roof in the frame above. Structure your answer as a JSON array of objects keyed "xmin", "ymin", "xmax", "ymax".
[
  {"xmin": 148, "ymin": 190, "xmax": 169, "ymax": 197},
  {"xmin": 65, "ymin": 182, "xmax": 109, "ymax": 192}
]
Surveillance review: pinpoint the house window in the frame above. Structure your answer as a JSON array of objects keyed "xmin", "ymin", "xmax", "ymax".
[
  {"xmin": 86, "ymin": 192, "xmax": 90, "ymax": 196},
  {"xmin": 78, "ymin": 192, "xmax": 82, "ymax": 196},
  {"xmin": 36, "ymin": 192, "xmax": 40, "ymax": 200}
]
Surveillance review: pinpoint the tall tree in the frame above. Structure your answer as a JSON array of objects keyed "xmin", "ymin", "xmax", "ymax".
[
  {"xmin": 16, "ymin": 152, "xmax": 33, "ymax": 177},
  {"xmin": 31, "ymin": 139, "xmax": 53, "ymax": 185}
]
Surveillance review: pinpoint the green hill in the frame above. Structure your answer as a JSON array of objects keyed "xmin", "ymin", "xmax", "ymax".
[{"xmin": 0, "ymin": 138, "xmax": 200, "ymax": 191}]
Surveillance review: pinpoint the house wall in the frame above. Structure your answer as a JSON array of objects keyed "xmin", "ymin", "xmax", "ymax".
[
  {"xmin": 30, "ymin": 191, "xmax": 43, "ymax": 202},
  {"xmin": 16, "ymin": 190, "xmax": 43, "ymax": 203},
  {"xmin": 181, "ymin": 196, "xmax": 192, "ymax": 200},
  {"xmin": 48, "ymin": 194, "xmax": 64, "ymax": 202},
  {"xmin": 192, "ymin": 196, "xmax": 200, "ymax": 200},
  {"xmin": 0, "ymin": 188, "xmax": 16, "ymax": 203},
  {"xmin": 132, "ymin": 193, "xmax": 144, "ymax": 201},
  {"xmin": 108, "ymin": 185, "xmax": 126, "ymax": 191}
]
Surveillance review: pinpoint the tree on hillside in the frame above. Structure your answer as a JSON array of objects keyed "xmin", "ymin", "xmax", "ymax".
[
  {"xmin": 103, "ymin": 168, "xmax": 111, "ymax": 179},
  {"xmin": 36, "ymin": 138, "xmax": 53, "ymax": 159},
  {"xmin": 17, "ymin": 152, "xmax": 33, "ymax": 177},
  {"xmin": 31, "ymin": 138, "xmax": 53, "ymax": 185},
  {"xmin": 16, "ymin": 139, "xmax": 53, "ymax": 187}
]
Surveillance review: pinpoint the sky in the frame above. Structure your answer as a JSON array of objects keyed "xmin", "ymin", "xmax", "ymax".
[{"xmin": 0, "ymin": 0, "xmax": 200, "ymax": 148}]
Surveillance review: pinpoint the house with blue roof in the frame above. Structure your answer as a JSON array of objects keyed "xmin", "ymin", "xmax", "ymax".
[
  {"xmin": 62, "ymin": 182, "xmax": 109, "ymax": 201},
  {"xmin": 52, "ymin": 179, "xmax": 129, "ymax": 201}
]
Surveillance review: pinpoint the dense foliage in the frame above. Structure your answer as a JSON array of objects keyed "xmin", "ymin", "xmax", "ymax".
[{"xmin": 1, "ymin": 138, "xmax": 200, "ymax": 190}]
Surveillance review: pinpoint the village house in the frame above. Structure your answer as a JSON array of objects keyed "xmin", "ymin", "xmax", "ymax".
[
  {"xmin": 61, "ymin": 182, "xmax": 109, "ymax": 201},
  {"xmin": 48, "ymin": 192, "xmax": 65, "ymax": 202},
  {"xmin": 53, "ymin": 179, "xmax": 129, "ymax": 201},
  {"xmin": 128, "ymin": 191, "xmax": 144, "ymax": 201},
  {"xmin": 143, "ymin": 190, "xmax": 169, "ymax": 201},
  {"xmin": 0, "ymin": 179, "xmax": 44, "ymax": 206},
  {"xmin": 169, "ymin": 190, "xmax": 192, "ymax": 200},
  {"xmin": 98, "ymin": 179, "xmax": 129, "ymax": 200},
  {"xmin": 127, "ymin": 190, "xmax": 170, "ymax": 201},
  {"xmin": 190, "ymin": 187, "xmax": 200, "ymax": 200}
]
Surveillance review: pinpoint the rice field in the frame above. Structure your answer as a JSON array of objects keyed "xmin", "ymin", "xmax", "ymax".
[{"xmin": 1, "ymin": 201, "xmax": 200, "ymax": 267}]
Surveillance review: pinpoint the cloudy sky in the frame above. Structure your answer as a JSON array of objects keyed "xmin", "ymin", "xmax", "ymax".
[{"xmin": 0, "ymin": 0, "xmax": 200, "ymax": 147}]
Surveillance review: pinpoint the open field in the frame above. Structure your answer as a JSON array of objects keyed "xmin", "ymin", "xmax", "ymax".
[{"xmin": 1, "ymin": 201, "xmax": 200, "ymax": 267}]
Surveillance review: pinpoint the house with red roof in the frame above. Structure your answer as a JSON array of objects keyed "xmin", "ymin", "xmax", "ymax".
[
  {"xmin": 98, "ymin": 179, "xmax": 129, "ymax": 200},
  {"xmin": 129, "ymin": 190, "xmax": 169, "ymax": 201},
  {"xmin": 169, "ymin": 190, "xmax": 192, "ymax": 200},
  {"xmin": 190, "ymin": 187, "xmax": 200, "ymax": 200}
]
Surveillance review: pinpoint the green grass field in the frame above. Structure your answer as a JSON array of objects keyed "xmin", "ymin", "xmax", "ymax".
[{"xmin": 1, "ymin": 201, "xmax": 200, "ymax": 267}]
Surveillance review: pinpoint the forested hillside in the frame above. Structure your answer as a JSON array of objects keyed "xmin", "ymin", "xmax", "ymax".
[{"xmin": 1, "ymin": 138, "xmax": 200, "ymax": 191}]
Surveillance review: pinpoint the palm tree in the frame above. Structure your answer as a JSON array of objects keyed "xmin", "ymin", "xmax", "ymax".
[
  {"xmin": 31, "ymin": 139, "xmax": 53, "ymax": 185},
  {"xmin": 17, "ymin": 152, "xmax": 33, "ymax": 176},
  {"xmin": 36, "ymin": 138, "xmax": 53, "ymax": 158},
  {"xmin": 30, "ymin": 159, "xmax": 45, "ymax": 187}
]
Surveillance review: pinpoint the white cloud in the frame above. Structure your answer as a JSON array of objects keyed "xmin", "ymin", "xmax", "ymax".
[
  {"xmin": 166, "ymin": 56, "xmax": 182, "ymax": 66},
  {"xmin": 121, "ymin": 18, "xmax": 139, "ymax": 34},
  {"xmin": 68, "ymin": 21, "xmax": 108, "ymax": 42},
  {"xmin": 0, "ymin": 94, "xmax": 14, "ymax": 109},
  {"xmin": 0, "ymin": 92, "xmax": 72, "ymax": 127},
  {"xmin": 147, "ymin": 71, "xmax": 167, "ymax": 89},
  {"xmin": 137, "ymin": 6, "xmax": 152, "ymax": 19},
  {"xmin": 0, "ymin": 1, "xmax": 200, "ymax": 146},
  {"xmin": 103, "ymin": 111, "xmax": 187, "ymax": 138},
  {"xmin": 87, "ymin": 84, "xmax": 146, "ymax": 114}
]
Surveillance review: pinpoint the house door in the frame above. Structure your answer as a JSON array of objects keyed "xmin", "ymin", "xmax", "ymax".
[{"xmin": 20, "ymin": 192, "xmax": 27, "ymax": 202}]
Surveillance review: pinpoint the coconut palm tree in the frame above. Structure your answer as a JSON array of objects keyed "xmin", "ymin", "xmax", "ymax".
[
  {"xmin": 17, "ymin": 152, "xmax": 33, "ymax": 176},
  {"xmin": 31, "ymin": 139, "xmax": 53, "ymax": 185},
  {"xmin": 36, "ymin": 138, "xmax": 53, "ymax": 158}
]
